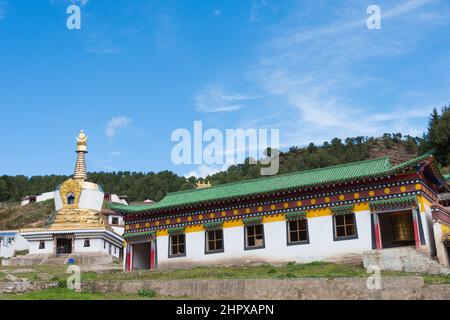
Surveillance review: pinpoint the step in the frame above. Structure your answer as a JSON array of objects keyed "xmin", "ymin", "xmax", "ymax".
[{"xmin": 363, "ymin": 247, "xmax": 450, "ymax": 275}]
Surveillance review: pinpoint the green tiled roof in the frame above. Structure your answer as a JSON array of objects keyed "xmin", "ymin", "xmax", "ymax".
[
  {"xmin": 285, "ymin": 211, "xmax": 307, "ymax": 221},
  {"xmin": 123, "ymin": 230, "xmax": 156, "ymax": 239},
  {"xmin": 242, "ymin": 217, "xmax": 263, "ymax": 226},
  {"xmin": 331, "ymin": 205, "xmax": 354, "ymax": 216},
  {"xmin": 203, "ymin": 221, "xmax": 224, "ymax": 231},
  {"xmin": 111, "ymin": 152, "xmax": 437, "ymax": 215},
  {"xmin": 369, "ymin": 195, "xmax": 418, "ymax": 211},
  {"xmin": 445, "ymin": 174, "xmax": 450, "ymax": 181},
  {"xmin": 168, "ymin": 227, "xmax": 185, "ymax": 235}
]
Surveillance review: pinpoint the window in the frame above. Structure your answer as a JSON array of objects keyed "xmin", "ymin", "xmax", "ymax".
[
  {"xmin": 67, "ymin": 193, "xmax": 75, "ymax": 205},
  {"xmin": 169, "ymin": 234, "xmax": 186, "ymax": 257},
  {"xmin": 84, "ymin": 239, "xmax": 91, "ymax": 248},
  {"xmin": 206, "ymin": 230, "xmax": 224, "ymax": 254},
  {"xmin": 245, "ymin": 224, "xmax": 265, "ymax": 250},
  {"xmin": 111, "ymin": 217, "xmax": 119, "ymax": 225},
  {"xmin": 39, "ymin": 241, "xmax": 45, "ymax": 250},
  {"xmin": 8, "ymin": 237, "xmax": 14, "ymax": 245},
  {"xmin": 104, "ymin": 240, "xmax": 106, "ymax": 249},
  {"xmin": 287, "ymin": 220, "xmax": 309, "ymax": 245},
  {"xmin": 114, "ymin": 246, "xmax": 117, "ymax": 254},
  {"xmin": 334, "ymin": 214, "xmax": 358, "ymax": 240}
]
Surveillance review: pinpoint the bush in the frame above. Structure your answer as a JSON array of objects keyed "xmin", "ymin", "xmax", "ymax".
[
  {"xmin": 276, "ymin": 272, "xmax": 297, "ymax": 279},
  {"xmin": 267, "ymin": 268, "xmax": 277, "ymax": 274},
  {"xmin": 137, "ymin": 288, "xmax": 157, "ymax": 298},
  {"xmin": 57, "ymin": 278, "xmax": 68, "ymax": 288}
]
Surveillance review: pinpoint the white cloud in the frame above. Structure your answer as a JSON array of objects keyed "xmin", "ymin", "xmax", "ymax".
[
  {"xmin": 243, "ymin": 0, "xmax": 449, "ymax": 145},
  {"xmin": 105, "ymin": 117, "xmax": 133, "ymax": 140},
  {"xmin": 195, "ymin": 86, "xmax": 258, "ymax": 113},
  {"xmin": 213, "ymin": 9, "xmax": 221, "ymax": 17}
]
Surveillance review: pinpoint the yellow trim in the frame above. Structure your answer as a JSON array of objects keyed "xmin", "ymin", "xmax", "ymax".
[
  {"xmin": 354, "ymin": 203, "xmax": 370, "ymax": 212},
  {"xmin": 417, "ymin": 195, "xmax": 430, "ymax": 213},
  {"xmin": 223, "ymin": 220, "xmax": 244, "ymax": 228},
  {"xmin": 307, "ymin": 208, "xmax": 332, "ymax": 218},
  {"xmin": 186, "ymin": 225, "xmax": 204, "ymax": 233},
  {"xmin": 157, "ymin": 229, "xmax": 169, "ymax": 237},
  {"xmin": 441, "ymin": 224, "xmax": 450, "ymax": 236},
  {"xmin": 263, "ymin": 214, "xmax": 285, "ymax": 223}
]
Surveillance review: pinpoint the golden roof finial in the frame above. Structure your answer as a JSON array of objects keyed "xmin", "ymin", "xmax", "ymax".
[
  {"xmin": 76, "ymin": 130, "xmax": 88, "ymax": 152},
  {"xmin": 74, "ymin": 130, "xmax": 88, "ymax": 180}
]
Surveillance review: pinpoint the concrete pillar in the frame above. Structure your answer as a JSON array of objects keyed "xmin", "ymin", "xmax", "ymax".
[{"xmin": 433, "ymin": 222, "xmax": 449, "ymax": 267}]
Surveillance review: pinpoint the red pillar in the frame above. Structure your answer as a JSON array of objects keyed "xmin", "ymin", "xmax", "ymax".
[
  {"xmin": 126, "ymin": 244, "xmax": 132, "ymax": 272},
  {"xmin": 412, "ymin": 210, "xmax": 421, "ymax": 249},
  {"xmin": 374, "ymin": 213, "xmax": 383, "ymax": 250},
  {"xmin": 150, "ymin": 238, "xmax": 156, "ymax": 270}
]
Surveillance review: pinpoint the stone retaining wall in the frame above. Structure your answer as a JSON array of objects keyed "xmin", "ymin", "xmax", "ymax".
[{"xmin": 82, "ymin": 277, "xmax": 450, "ymax": 300}]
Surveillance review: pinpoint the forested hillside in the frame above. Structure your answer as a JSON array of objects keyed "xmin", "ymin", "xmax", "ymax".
[
  {"xmin": 0, "ymin": 134, "xmax": 422, "ymax": 203},
  {"xmin": 1, "ymin": 106, "xmax": 449, "ymax": 204}
]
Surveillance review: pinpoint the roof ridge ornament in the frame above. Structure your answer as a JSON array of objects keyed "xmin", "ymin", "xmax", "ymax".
[{"xmin": 74, "ymin": 130, "xmax": 88, "ymax": 180}]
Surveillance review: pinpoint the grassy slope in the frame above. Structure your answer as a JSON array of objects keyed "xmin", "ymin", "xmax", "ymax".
[{"xmin": 0, "ymin": 200, "xmax": 55, "ymax": 230}]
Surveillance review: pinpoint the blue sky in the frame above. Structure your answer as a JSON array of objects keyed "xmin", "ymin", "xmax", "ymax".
[{"xmin": 0, "ymin": 0, "xmax": 449, "ymax": 177}]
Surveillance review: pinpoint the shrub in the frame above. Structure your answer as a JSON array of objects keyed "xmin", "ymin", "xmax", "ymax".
[
  {"xmin": 277, "ymin": 272, "xmax": 297, "ymax": 279},
  {"xmin": 138, "ymin": 288, "xmax": 157, "ymax": 298}
]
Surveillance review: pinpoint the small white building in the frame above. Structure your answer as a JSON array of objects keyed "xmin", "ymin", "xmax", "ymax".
[
  {"xmin": 0, "ymin": 231, "xmax": 29, "ymax": 259},
  {"xmin": 102, "ymin": 208, "xmax": 126, "ymax": 236},
  {"xmin": 21, "ymin": 192, "xmax": 55, "ymax": 207}
]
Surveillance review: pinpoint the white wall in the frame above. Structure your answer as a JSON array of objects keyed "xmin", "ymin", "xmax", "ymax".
[
  {"xmin": 156, "ymin": 212, "xmax": 372, "ymax": 268},
  {"xmin": 111, "ymin": 194, "xmax": 128, "ymax": 205},
  {"xmin": 36, "ymin": 192, "xmax": 54, "ymax": 203},
  {"xmin": 54, "ymin": 190, "xmax": 63, "ymax": 211},
  {"xmin": 28, "ymin": 240, "xmax": 54, "ymax": 255},
  {"xmin": 74, "ymin": 238, "xmax": 103, "ymax": 253},
  {"xmin": 419, "ymin": 201, "xmax": 436, "ymax": 256},
  {"xmin": 111, "ymin": 226, "xmax": 125, "ymax": 236},
  {"xmin": 78, "ymin": 189, "xmax": 104, "ymax": 212},
  {"xmin": 433, "ymin": 222, "xmax": 449, "ymax": 267}
]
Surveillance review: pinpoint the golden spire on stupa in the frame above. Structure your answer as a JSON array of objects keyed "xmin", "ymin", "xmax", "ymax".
[{"xmin": 74, "ymin": 130, "xmax": 88, "ymax": 180}]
